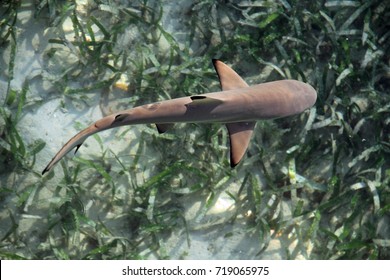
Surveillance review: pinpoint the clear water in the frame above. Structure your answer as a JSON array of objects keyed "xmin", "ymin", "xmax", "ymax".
[{"xmin": 0, "ymin": 0, "xmax": 388, "ymax": 260}]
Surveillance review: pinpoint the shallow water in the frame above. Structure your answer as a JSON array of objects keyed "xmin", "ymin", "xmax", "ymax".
[{"xmin": 0, "ymin": 0, "xmax": 389, "ymax": 260}]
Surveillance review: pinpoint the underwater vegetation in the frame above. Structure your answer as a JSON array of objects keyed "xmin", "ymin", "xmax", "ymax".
[{"xmin": 0, "ymin": 0, "xmax": 389, "ymax": 259}]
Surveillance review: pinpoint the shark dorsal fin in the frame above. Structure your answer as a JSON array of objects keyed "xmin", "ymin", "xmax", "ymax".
[
  {"xmin": 212, "ymin": 59, "xmax": 249, "ymax": 90},
  {"xmin": 226, "ymin": 121, "xmax": 256, "ymax": 167}
]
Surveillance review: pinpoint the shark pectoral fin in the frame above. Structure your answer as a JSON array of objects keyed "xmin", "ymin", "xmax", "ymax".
[
  {"xmin": 155, "ymin": 123, "xmax": 174, "ymax": 133},
  {"xmin": 212, "ymin": 59, "xmax": 249, "ymax": 90},
  {"xmin": 226, "ymin": 121, "xmax": 256, "ymax": 167}
]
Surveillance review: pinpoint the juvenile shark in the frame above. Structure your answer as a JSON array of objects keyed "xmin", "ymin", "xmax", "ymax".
[{"xmin": 42, "ymin": 59, "xmax": 316, "ymax": 175}]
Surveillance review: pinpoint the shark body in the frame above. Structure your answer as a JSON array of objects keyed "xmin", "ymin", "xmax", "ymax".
[{"xmin": 42, "ymin": 60, "xmax": 316, "ymax": 174}]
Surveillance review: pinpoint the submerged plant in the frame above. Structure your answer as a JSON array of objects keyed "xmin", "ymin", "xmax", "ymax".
[{"xmin": 0, "ymin": 0, "xmax": 389, "ymax": 260}]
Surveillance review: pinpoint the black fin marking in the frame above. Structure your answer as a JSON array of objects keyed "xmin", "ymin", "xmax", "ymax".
[
  {"xmin": 114, "ymin": 114, "xmax": 127, "ymax": 123},
  {"xmin": 190, "ymin": 96, "xmax": 206, "ymax": 100},
  {"xmin": 155, "ymin": 123, "xmax": 174, "ymax": 133},
  {"xmin": 74, "ymin": 144, "xmax": 82, "ymax": 155}
]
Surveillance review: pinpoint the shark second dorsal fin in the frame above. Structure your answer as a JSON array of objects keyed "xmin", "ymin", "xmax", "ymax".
[
  {"xmin": 212, "ymin": 59, "xmax": 249, "ymax": 90},
  {"xmin": 226, "ymin": 122, "xmax": 256, "ymax": 167}
]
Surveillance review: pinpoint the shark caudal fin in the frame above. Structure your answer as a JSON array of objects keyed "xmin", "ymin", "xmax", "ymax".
[
  {"xmin": 42, "ymin": 113, "xmax": 124, "ymax": 175},
  {"xmin": 213, "ymin": 59, "xmax": 256, "ymax": 167}
]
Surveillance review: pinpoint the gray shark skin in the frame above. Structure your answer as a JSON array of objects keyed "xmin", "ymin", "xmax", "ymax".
[{"xmin": 42, "ymin": 59, "xmax": 316, "ymax": 175}]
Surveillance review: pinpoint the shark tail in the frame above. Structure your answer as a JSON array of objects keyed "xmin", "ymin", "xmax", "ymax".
[{"xmin": 41, "ymin": 114, "xmax": 121, "ymax": 175}]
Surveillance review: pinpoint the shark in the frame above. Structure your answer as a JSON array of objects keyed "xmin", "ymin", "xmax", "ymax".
[{"xmin": 42, "ymin": 59, "xmax": 316, "ymax": 175}]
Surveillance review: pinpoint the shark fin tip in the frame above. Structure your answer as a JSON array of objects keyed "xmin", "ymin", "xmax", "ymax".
[
  {"xmin": 190, "ymin": 95, "xmax": 205, "ymax": 101},
  {"xmin": 74, "ymin": 144, "xmax": 82, "ymax": 154},
  {"xmin": 155, "ymin": 123, "xmax": 174, "ymax": 134},
  {"xmin": 42, "ymin": 166, "xmax": 51, "ymax": 175}
]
